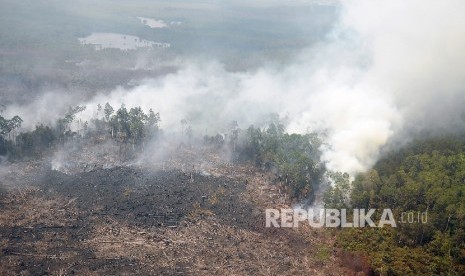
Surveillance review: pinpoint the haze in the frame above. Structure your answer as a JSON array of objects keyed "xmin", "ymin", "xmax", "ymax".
[{"xmin": 2, "ymin": 0, "xmax": 465, "ymax": 174}]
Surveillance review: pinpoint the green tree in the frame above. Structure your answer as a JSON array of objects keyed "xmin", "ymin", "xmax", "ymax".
[
  {"xmin": 323, "ymin": 172, "xmax": 351, "ymax": 209},
  {"xmin": 128, "ymin": 107, "xmax": 147, "ymax": 145},
  {"xmin": 144, "ymin": 109, "xmax": 160, "ymax": 139},
  {"xmin": 238, "ymin": 115, "xmax": 324, "ymax": 200},
  {"xmin": 104, "ymin": 102, "xmax": 114, "ymax": 122},
  {"xmin": 56, "ymin": 105, "xmax": 86, "ymax": 139},
  {"xmin": 114, "ymin": 104, "xmax": 130, "ymax": 143}
]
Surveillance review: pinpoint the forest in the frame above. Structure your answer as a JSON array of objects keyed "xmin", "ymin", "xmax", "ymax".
[{"xmin": 325, "ymin": 133, "xmax": 465, "ymax": 274}]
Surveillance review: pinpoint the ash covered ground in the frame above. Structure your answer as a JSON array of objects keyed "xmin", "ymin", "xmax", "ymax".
[{"xmin": 0, "ymin": 145, "xmax": 362, "ymax": 275}]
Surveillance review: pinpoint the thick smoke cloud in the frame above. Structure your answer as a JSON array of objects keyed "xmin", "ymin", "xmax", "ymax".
[
  {"xmin": 5, "ymin": 0, "xmax": 465, "ymax": 175},
  {"xmin": 80, "ymin": 56, "xmax": 400, "ymax": 174}
]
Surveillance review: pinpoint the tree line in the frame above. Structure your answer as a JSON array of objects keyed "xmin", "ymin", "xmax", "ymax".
[{"xmin": 0, "ymin": 103, "xmax": 160, "ymax": 159}]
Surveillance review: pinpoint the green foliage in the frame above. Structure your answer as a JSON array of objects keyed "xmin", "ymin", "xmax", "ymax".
[
  {"xmin": 147, "ymin": 109, "xmax": 160, "ymax": 129},
  {"xmin": 109, "ymin": 104, "xmax": 160, "ymax": 145},
  {"xmin": 323, "ymin": 172, "xmax": 351, "ymax": 209},
  {"xmin": 314, "ymin": 244, "xmax": 331, "ymax": 264},
  {"xmin": 239, "ymin": 115, "xmax": 324, "ymax": 200},
  {"xmin": 104, "ymin": 102, "xmax": 114, "ymax": 122},
  {"xmin": 1, "ymin": 103, "xmax": 160, "ymax": 159},
  {"xmin": 56, "ymin": 105, "xmax": 86, "ymax": 139},
  {"xmin": 333, "ymin": 135, "xmax": 465, "ymax": 274},
  {"xmin": 15, "ymin": 125, "xmax": 56, "ymax": 157},
  {"xmin": 337, "ymin": 228, "xmax": 454, "ymax": 275}
]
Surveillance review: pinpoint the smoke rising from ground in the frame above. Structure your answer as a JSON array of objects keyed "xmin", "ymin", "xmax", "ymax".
[{"xmin": 4, "ymin": 0, "xmax": 465, "ymax": 175}]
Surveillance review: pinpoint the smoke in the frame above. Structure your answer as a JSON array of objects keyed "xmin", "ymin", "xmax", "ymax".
[
  {"xmin": 3, "ymin": 91, "xmax": 84, "ymax": 129},
  {"xmin": 4, "ymin": 0, "xmax": 465, "ymax": 175},
  {"xmin": 76, "ymin": 55, "xmax": 400, "ymax": 174}
]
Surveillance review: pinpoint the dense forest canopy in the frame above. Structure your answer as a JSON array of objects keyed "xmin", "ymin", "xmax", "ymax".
[{"xmin": 325, "ymin": 134, "xmax": 465, "ymax": 274}]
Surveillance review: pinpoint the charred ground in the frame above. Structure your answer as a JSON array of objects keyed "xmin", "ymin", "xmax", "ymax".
[{"xmin": 0, "ymin": 147, "xmax": 365, "ymax": 275}]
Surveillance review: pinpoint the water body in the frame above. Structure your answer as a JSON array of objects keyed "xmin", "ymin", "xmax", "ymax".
[
  {"xmin": 137, "ymin": 17, "xmax": 168, "ymax": 28},
  {"xmin": 78, "ymin": 33, "xmax": 170, "ymax": 51}
]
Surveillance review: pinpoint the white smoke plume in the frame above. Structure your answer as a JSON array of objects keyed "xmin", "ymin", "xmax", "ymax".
[{"xmin": 5, "ymin": 0, "xmax": 465, "ymax": 175}]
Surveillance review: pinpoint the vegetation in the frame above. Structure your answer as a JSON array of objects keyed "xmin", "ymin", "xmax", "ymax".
[
  {"xmin": 15, "ymin": 125, "xmax": 56, "ymax": 157},
  {"xmin": 198, "ymin": 115, "xmax": 326, "ymax": 201},
  {"xmin": 0, "ymin": 113, "xmax": 23, "ymax": 156},
  {"xmin": 237, "ymin": 115, "xmax": 325, "ymax": 201},
  {"xmin": 0, "ymin": 103, "xmax": 160, "ymax": 159},
  {"xmin": 325, "ymin": 134, "xmax": 465, "ymax": 274}
]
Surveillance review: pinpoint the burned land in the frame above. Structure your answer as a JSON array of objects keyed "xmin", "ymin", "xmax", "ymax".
[{"xmin": 0, "ymin": 147, "xmax": 364, "ymax": 276}]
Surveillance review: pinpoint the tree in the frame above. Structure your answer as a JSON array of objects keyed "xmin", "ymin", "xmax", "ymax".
[
  {"xmin": 323, "ymin": 172, "xmax": 351, "ymax": 209},
  {"xmin": 241, "ymin": 125, "xmax": 263, "ymax": 164},
  {"xmin": 229, "ymin": 120, "xmax": 240, "ymax": 153},
  {"xmin": 0, "ymin": 115, "xmax": 7, "ymax": 135},
  {"xmin": 0, "ymin": 115, "xmax": 23, "ymax": 142},
  {"xmin": 238, "ymin": 115, "xmax": 324, "ymax": 200},
  {"xmin": 146, "ymin": 109, "xmax": 160, "ymax": 136},
  {"xmin": 128, "ymin": 107, "xmax": 147, "ymax": 145},
  {"xmin": 56, "ymin": 105, "xmax": 86, "ymax": 139},
  {"xmin": 147, "ymin": 108, "xmax": 160, "ymax": 129},
  {"xmin": 104, "ymin": 102, "xmax": 114, "ymax": 122},
  {"xmin": 147, "ymin": 109, "xmax": 160, "ymax": 127},
  {"xmin": 9, "ymin": 115, "xmax": 23, "ymax": 142},
  {"xmin": 16, "ymin": 124, "xmax": 55, "ymax": 156},
  {"xmin": 0, "ymin": 115, "xmax": 8, "ymax": 154},
  {"xmin": 114, "ymin": 104, "xmax": 130, "ymax": 142},
  {"xmin": 351, "ymin": 169, "xmax": 381, "ymax": 209}
]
